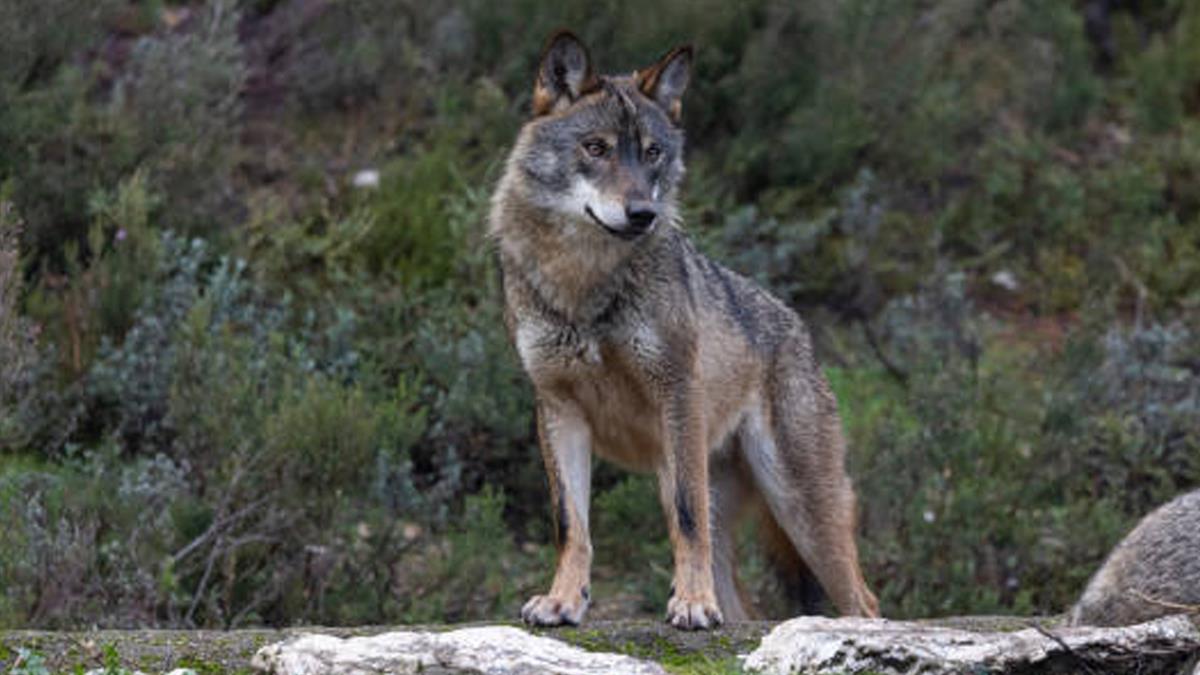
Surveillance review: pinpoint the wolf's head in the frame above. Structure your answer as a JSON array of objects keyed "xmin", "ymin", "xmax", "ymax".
[{"xmin": 501, "ymin": 31, "xmax": 692, "ymax": 242}]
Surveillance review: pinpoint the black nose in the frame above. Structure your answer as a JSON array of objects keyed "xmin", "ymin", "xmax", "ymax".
[{"xmin": 625, "ymin": 203, "xmax": 657, "ymax": 230}]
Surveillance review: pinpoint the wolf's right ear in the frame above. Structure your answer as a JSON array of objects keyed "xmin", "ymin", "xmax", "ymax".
[
  {"xmin": 533, "ymin": 30, "xmax": 597, "ymax": 116},
  {"xmin": 637, "ymin": 45, "xmax": 692, "ymax": 124}
]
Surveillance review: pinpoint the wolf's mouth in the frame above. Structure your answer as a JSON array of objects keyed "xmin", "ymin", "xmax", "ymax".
[{"xmin": 585, "ymin": 205, "xmax": 647, "ymax": 241}]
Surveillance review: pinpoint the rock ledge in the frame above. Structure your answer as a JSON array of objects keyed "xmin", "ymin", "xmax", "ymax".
[
  {"xmin": 744, "ymin": 614, "xmax": 1200, "ymax": 675},
  {"xmin": 250, "ymin": 625, "xmax": 667, "ymax": 674}
]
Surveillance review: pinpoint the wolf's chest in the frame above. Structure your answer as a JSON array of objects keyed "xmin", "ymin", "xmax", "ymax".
[
  {"xmin": 514, "ymin": 317, "xmax": 664, "ymax": 381},
  {"xmin": 515, "ymin": 317, "xmax": 669, "ymax": 471}
]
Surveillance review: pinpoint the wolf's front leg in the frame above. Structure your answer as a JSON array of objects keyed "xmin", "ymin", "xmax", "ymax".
[
  {"xmin": 522, "ymin": 400, "xmax": 593, "ymax": 626},
  {"xmin": 657, "ymin": 386, "xmax": 723, "ymax": 630}
]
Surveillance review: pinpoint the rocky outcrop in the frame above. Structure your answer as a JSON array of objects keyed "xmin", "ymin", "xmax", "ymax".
[
  {"xmin": 743, "ymin": 614, "xmax": 1200, "ymax": 675},
  {"xmin": 250, "ymin": 625, "xmax": 667, "ymax": 675},
  {"xmin": 5, "ymin": 616, "xmax": 1198, "ymax": 674}
]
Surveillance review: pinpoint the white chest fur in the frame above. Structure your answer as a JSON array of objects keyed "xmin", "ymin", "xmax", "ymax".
[{"xmin": 514, "ymin": 316, "xmax": 665, "ymax": 379}]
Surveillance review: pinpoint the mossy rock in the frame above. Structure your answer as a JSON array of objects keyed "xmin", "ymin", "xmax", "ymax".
[{"xmin": 0, "ymin": 616, "xmax": 1063, "ymax": 674}]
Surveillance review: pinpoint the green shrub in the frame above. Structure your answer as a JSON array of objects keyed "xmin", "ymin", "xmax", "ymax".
[
  {"xmin": 273, "ymin": 0, "xmax": 441, "ymax": 112},
  {"xmin": 836, "ymin": 274, "xmax": 1200, "ymax": 618},
  {"xmin": 1, "ymin": 64, "xmax": 140, "ymax": 267},
  {"xmin": 0, "ymin": 199, "xmax": 39, "ymax": 450},
  {"xmin": 114, "ymin": 1, "xmax": 247, "ymax": 235},
  {"xmin": 1119, "ymin": 1, "xmax": 1200, "ymax": 133},
  {"xmin": 358, "ymin": 81, "xmax": 514, "ymax": 283},
  {"xmin": 1, "ymin": 1, "xmax": 246, "ymax": 267},
  {"xmin": 591, "ymin": 476, "xmax": 673, "ymax": 612},
  {"xmin": 0, "ymin": 445, "xmax": 186, "ymax": 628},
  {"xmin": 840, "ymin": 276, "xmax": 1038, "ymax": 615},
  {"xmin": 23, "ymin": 173, "xmax": 163, "ymax": 383},
  {"xmin": 394, "ymin": 487, "xmax": 526, "ymax": 623},
  {"xmin": 701, "ymin": 169, "xmax": 930, "ymax": 317},
  {"xmin": 1049, "ymin": 320, "xmax": 1200, "ymax": 504},
  {"xmin": 165, "ymin": 320, "xmax": 428, "ymax": 625},
  {"xmin": 0, "ymin": 0, "xmax": 118, "ymax": 92},
  {"xmin": 85, "ymin": 232, "xmax": 225, "ymax": 454},
  {"xmin": 264, "ymin": 377, "xmax": 422, "ymax": 523},
  {"xmin": 86, "ymin": 173, "xmax": 165, "ymax": 338}
]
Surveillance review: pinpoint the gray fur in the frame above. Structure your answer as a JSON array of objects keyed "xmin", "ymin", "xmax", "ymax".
[
  {"xmin": 491, "ymin": 31, "xmax": 878, "ymax": 628},
  {"xmin": 1070, "ymin": 489, "xmax": 1200, "ymax": 626}
]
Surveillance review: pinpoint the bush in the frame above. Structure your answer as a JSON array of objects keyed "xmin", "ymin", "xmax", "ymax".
[
  {"xmin": 392, "ymin": 487, "xmax": 527, "ymax": 623},
  {"xmin": 1046, "ymin": 319, "xmax": 1200, "ymax": 510},
  {"xmin": 1, "ymin": 64, "xmax": 139, "ymax": 268},
  {"xmin": 19, "ymin": 173, "xmax": 162, "ymax": 385},
  {"xmin": 271, "ymin": 0, "xmax": 442, "ymax": 113},
  {"xmin": 5, "ymin": 221, "xmax": 444, "ymax": 626},
  {"xmin": 1122, "ymin": 2, "xmax": 1200, "ymax": 133},
  {"xmin": 0, "ymin": 445, "xmax": 187, "ymax": 628},
  {"xmin": 1, "ymin": 1, "xmax": 245, "ymax": 268},
  {"xmin": 837, "ymin": 274, "xmax": 1200, "ymax": 618},
  {"xmin": 0, "ymin": 199, "xmax": 39, "ymax": 450},
  {"xmin": 591, "ymin": 476, "xmax": 673, "ymax": 612},
  {"xmin": 114, "ymin": 0, "xmax": 247, "ymax": 235},
  {"xmin": 840, "ymin": 275, "xmax": 1040, "ymax": 616},
  {"xmin": 0, "ymin": 0, "xmax": 118, "ymax": 93},
  {"xmin": 164, "ymin": 320, "xmax": 428, "ymax": 625}
]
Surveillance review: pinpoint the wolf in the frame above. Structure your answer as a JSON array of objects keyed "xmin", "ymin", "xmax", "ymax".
[
  {"xmin": 1070, "ymin": 489, "xmax": 1200, "ymax": 627},
  {"xmin": 487, "ymin": 30, "xmax": 880, "ymax": 629}
]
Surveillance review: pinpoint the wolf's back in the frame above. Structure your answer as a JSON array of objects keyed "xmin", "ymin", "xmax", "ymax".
[{"xmin": 667, "ymin": 230, "xmax": 822, "ymax": 368}]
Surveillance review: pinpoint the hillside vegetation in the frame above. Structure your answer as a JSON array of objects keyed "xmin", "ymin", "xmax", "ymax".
[{"xmin": 0, "ymin": 0, "xmax": 1198, "ymax": 629}]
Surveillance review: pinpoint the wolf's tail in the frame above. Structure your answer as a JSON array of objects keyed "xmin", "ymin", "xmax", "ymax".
[{"xmin": 760, "ymin": 504, "xmax": 829, "ymax": 616}]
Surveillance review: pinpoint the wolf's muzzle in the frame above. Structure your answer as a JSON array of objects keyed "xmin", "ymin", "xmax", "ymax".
[{"xmin": 585, "ymin": 204, "xmax": 656, "ymax": 240}]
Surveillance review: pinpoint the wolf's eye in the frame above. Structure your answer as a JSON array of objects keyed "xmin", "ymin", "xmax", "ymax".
[
  {"xmin": 644, "ymin": 144, "xmax": 662, "ymax": 162},
  {"xmin": 582, "ymin": 139, "xmax": 609, "ymax": 158}
]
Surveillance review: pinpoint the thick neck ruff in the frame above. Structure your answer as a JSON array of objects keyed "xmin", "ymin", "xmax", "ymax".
[{"xmin": 499, "ymin": 212, "xmax": 652, "ymax": 327}]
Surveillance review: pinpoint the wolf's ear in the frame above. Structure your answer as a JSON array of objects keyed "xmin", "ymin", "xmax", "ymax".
[
  {"xmin": 637, "ymin": 45, "xmax": 692, "ymax": 124},
  {"xmin": 533, "ymin": 30, "xmax": 597, "ymax": 116}
]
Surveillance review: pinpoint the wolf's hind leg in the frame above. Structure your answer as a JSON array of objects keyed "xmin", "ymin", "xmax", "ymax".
[
  {"xmin": 522, "ymin": 400, "xmax": 594, "ymax": 626},
  {"xmin": 740, "ymin": 378, "xmax": 879, "ymax": 618}
]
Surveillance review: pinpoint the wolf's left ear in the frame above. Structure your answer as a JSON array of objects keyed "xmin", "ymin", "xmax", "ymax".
[
  {"xmin": 637, "ymin": 45, "xmax": 693, "ymax": 124},
  {"xmin": 533, "ymin": 30, "xmax": 597, "ymax": 116}
]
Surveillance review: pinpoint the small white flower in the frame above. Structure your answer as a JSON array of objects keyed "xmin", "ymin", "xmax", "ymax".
[
  {"xmin": 991, "ymin": 269, "xmax": 1019, "ymax": 291},
  {"xmin": 353, "ymin": 169, "xmax": 381, "ymax": 189},
  {"xmin": 923, "ymin": 509, "xmax": 936, "ymax": 523}
]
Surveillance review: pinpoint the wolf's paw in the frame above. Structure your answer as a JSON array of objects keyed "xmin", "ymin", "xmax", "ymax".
[
  {"xmin": 521, "ymin": 591, "xmax": 589, "ymax": 626},
  {"xmin": 665, "ymin": 594, "xmax": 723, "ymax": 630}
]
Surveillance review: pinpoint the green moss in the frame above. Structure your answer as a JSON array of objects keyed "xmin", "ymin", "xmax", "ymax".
[
  {"xmin": 661, "ymin": 655, "xmax": 744, "ymax": 675},
  {"xmin": 548, "ymin": 622, "xmax": 768, "ymax": 674},
  {"xmin": 176, "ymin": 657, "xmax": 228, "ymax": 675}
]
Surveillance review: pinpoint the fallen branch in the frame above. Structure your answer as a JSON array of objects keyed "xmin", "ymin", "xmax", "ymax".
[
  {"xmin": 1031, "ymin": 623, "xmax": 1104, "ymax": 675},
  {"xmin": 1129, "ymin": 589, "xmax": 1200, "ymax": 615}
]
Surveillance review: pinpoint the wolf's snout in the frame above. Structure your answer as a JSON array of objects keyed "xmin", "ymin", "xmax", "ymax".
[{"xmin": 625, "ymin": 202, "xmax": 658, "ymax": 230}]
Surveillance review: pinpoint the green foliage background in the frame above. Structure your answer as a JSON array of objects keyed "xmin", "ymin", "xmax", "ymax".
[{"xmin": 0, "ymin": 0, "xmax": 1198, "ymax": 628}]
